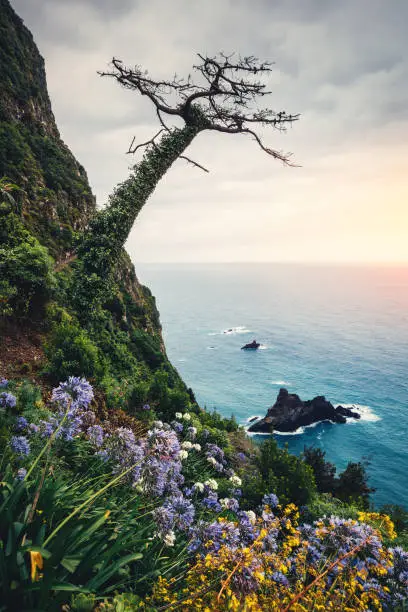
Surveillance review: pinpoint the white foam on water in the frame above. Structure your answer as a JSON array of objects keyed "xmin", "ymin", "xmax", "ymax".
[
  {"xmin": 337, "ymin": 403, "xmax": 381, "ymax": 423},
  {"xmin": 258, "ymin": 344, "xmax": 269, "ymax": 350},
  {"xmin": 270, "ymin": 380, "xmax": 291, "ymax": 386},
  {"xmin": 209, "ymin": 326, "xmax": 252, "ymax": 336}
]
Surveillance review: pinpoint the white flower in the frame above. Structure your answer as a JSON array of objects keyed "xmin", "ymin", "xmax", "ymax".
[
  {"xmin": 229, "ymin": 475, "xmax": 242, "ymax": 486},
  {"xmin": 220, "ymin": 498, "xmax": 230, "ymax": 509},
  {"xmin": 182, "ymin": 441, "xmax": 193, "ymax": 449},
  {"xmin": 187, "ymin": 426, "xmax": 197, "ymax": 439},
  {"xmin": 245, "ymin": 510, "xmax": 256, "ymax": 525},
  {"xmin": 204, "ymin": 478, "xmax": 218, "ymax": 491},
  {"xmin": 179, "ymin": 450, "xmax": 189, "ymax": 460},
  {"xmin": 193, "ymin": 482, "xmax": 205, "ymax": 493},
  {"xmin": 182, "ymin": 413, "xmax": 191, "ymax": 421},
  {"xmin": 193, "ymin": 443, "xmax": 201, "ymax": 451},
  {"xmin": 153, "ymin": 420, "xmax": 163, "ymax": 428},
  {"xmin": 163, "ymin": 531, "xmax": 176, "ymax": 547},
  {"xmin": 175, "ymin": 412, "xmax": 182, "ymax": 419},
  {"xmin": 207, "ymin": 456, "xmax": 217, "ymax": 466}
]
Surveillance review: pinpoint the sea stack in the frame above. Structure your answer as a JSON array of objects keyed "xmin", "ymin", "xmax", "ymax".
[
  {"xmin": 248, "ymin": 388, "xmax": 361, "ymax": 433},
  {"xmin": 241, "ymin": 340, "xmax": 260, "ymax": 350}
]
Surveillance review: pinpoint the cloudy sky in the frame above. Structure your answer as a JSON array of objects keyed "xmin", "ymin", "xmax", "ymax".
[{"xmin": 12, "ymin": 0, "xmax": 408, "ymax": 263}]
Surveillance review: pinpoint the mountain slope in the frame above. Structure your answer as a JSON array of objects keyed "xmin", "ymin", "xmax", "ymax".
[{"xmin": 0, "ymin": 0, "xmax": 190, "ymax": 415}]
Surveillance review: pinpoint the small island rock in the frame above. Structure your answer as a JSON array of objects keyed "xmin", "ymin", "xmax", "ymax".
[{"xmin": 248, "ymin": 388, "xmax": 361, "ymax": 433}]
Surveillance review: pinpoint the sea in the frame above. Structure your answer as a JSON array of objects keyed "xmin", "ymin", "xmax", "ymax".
[{"xmin": 137, "ymin": 263, "xmax": 408, "ymax": 509}]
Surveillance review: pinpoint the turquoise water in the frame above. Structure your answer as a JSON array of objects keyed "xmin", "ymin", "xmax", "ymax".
[{"xmin": 137, "ymin": 263, "xmax": 408, "ymax": 508}]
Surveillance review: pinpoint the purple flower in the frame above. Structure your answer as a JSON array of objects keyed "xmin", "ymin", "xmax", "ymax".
[
  {"xmin": 39, "ymin": 418, "xmax": 58, "ymax": 438},
  {"xmin": 154, "ymin": 494, "xmax": 195, "ymax": 536},
  {"xmin": 142, "ymin": 404, "xmax": 151, "ymax": 411},
  {"xmin": 271, "ymin": 571, "xmax": 289, "ymax": 587},
  {"xmin": 16, "ymin": 467, "xmax": 27, "ymax": 481},
  {"xmin": 0, "ymin": 392, "xmax": 16, "ymax": 409},
  {"xmin": 10, "ymin": 435, "xmax": 30, "ymax": 457},
  {"xmin": 15, "ymin": 416, "xmax": 29, "ymax": 432},
  {"xmin": 51, "ymin": 377, "xmax": 94, "ymax": 410},
  {"xmin": 189, "ymin": 520, "xmax": 241, "ymax": 554},
  {"xmin": 202, "ymin": 491, "xmax": 222, "ymax": 512},
  {"xmin": 0, "ymin": 378, "xmax": 8, "ymax": 388},
  {"xmin": 171, "ymin": 420, "xmax": 183, "ymax": 434},
  {"xmin": 87, "ymin": 424, "xmax": 104, "ymax": 447},
  {"xmin": 262, "ymin": 493, "xmax": 279, "ymax": 508}
]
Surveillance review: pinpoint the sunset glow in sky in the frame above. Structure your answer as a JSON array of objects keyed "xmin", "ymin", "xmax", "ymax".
[{"xmin": 12, "ymin": 0, "xmax": 408, "ymax": 263}]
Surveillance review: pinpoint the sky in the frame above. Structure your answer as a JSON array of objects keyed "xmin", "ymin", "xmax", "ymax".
[{"xmin": 11, "ymin": 0, "xmax": 408, "ymax": 264}]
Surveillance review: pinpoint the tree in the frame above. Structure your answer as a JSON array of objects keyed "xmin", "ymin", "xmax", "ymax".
[
  {"xmin": 302, "ymin": 446, "xmax": 337, "ymax": 494},
  {"xmin": 73, "ymin": 53, "xmax": 299, "ymax": 315},
  {"xmin": 335, "ymin": 461, "xmax": 374, "ymax": 509}
]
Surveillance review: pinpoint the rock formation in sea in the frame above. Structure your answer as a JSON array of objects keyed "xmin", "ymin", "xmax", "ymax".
[
  {"xmin": 241, "ymin": 340, "xmax": 260, "ymax": 350},
  {"xmin": 248, "ymin": 388, "xmax": 361, "ymax": 433}
]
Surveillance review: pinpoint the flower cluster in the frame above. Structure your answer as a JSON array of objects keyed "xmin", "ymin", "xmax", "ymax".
[{"xmin": 147, "ymin": 504, "xmax": 406, "ymax": 611}]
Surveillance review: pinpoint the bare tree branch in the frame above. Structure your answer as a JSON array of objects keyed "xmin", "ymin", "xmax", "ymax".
[
  {"xmin": 126, "ymin": 129, "xmax": 164, "ymax": 154},
  {"xmin": 179, "ymin": 155, "xmax": 209, "ymax": 173},
  {"xmin": 101, "ymin": 52, "xmax": 300, "ymax": 165}
]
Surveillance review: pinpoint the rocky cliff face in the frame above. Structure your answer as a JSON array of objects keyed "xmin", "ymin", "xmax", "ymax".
[
  {"xmin": 248, "ymin": 388, "xmax": 360, "ymax": 433},
  {"xmin": 0, "ymin": 0, "xmax": 96, "ymax": 258},
  {"xmin": 0, "ymin": 0, "xmax": 175, "ymax": 390}
]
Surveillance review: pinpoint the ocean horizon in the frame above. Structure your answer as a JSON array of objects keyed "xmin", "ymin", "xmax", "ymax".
[{"xmin": 137, "ymin": 262, "xmax": 408, "ymax": 509}]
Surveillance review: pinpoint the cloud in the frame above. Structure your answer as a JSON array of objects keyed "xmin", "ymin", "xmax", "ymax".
[{"xmin": 10, "ymin": 0, "xmax": 408, "ymax": 262}]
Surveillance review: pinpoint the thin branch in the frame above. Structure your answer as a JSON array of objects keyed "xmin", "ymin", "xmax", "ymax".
[
  {"xmin": 126, "ymin": 129, "xmax": 164, "ymax": 154},
  {"xmin": 179, "ymin": 155, "xmax": 209, "ymax": 173}
]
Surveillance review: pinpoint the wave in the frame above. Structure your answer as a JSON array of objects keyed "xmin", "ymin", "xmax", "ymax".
[
  {"xmin": 209, "ymin": 326, "xmax": 252, "ymax": 336},
  {"xmin": 270, "ymin": 380, "xmax": 291, "ymax": 386},
  {"xmin": 337, "ymin": 403, "xmax": 381, "ymax": 423},
  {"xmin": 258, "ymin": 344, "xmax": 269, "ymax": 350}
]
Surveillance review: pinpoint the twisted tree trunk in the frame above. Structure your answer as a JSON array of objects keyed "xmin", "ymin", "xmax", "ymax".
[{"xmin": 73, "ymin": 124, "xmax": 200, "ymax": 315}]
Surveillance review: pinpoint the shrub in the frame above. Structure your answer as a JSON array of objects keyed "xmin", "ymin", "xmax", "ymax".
[
  {"xmin": 45, "ymin": 321, "xmax": 106, "ymax": 382},
  {"xmin": 0, "ymin": 217, "xmax": 55, "ymax": 317}
]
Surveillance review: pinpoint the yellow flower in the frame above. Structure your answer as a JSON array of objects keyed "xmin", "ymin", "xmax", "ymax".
[{"xmin": 30, "ymin": 551, "xmax": 43, "ymax": 582}]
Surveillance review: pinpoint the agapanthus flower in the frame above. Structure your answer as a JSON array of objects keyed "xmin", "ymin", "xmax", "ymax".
[
  {"xmin": 193, "ymin": 482, "xmax": 205, "ymax": 493},
  {"xmin": 39, "ymin": 418, "xmax": 58, "ymax": 438},
  {"xmin": 142, "ymin": 404, "xmax": 151, "ymax": 411},
  {"xmin": 193, "ymin": 443, "xmax": 201, "ymax": 451},
  {"xmin": 220, "ymin": 497, "xmax": 240, "ymax": 512},
  {"xmin": 87, "ymin": 424, "xmax": 104, "ymax": 447},
  {"xmin": 188, "ymin": 519, "xmax": 241, "ymax": 554},
  {"xmin": 181, "ymin": 441, "xmax": 193, "ymax": 450},
  {"xmin": 204, "ymin": 479, "xmax": 218, "ymax": 491},
  {"xmin": 0, "ymin": 391, "xmax": 16, "ymax": 410},
  {"xmin": 155, "ymin": 494, "xmax": 195, "ymax": 536},
  {"xmin": 16, "ymin": 467, "xmax": 27, "ymax": 481},
  {"xmin": 175, "ymin": 412, "xmax": 182, "ymax": 419},
  {"xmin": 182, "ymin": 413, "xmax": 191, "ymax": 421},
  {"xmin": 229, "ymin": 474, "xmax": 242, "ymax": 486},
  {"xmin": 187, "ymin": 426, "xmax": 197, "ymax": 440},
  {"xmin": 202, "ymin": 491, "xmax": 222, "ymax": 512},
  {"xmin": 171, "ymin": 420, "xmax": 183, "ymax": 434},
  {"xmin": 263, "ymin": 493, "xmax": 279, "ymax": 508},
  {"xmin": 15, "ymin": 416, "xmax": 29, "ymax": 432},
  {"xmin": 51, "ymin": 377, "xmax": 94, "ymax": 410},
  {"xmin": 163, "ymin": 531, "xmax": 176, "ymax": 547},
  {"xmin": 271, "ymin": 571, "xmax": 289, "ymax": 587},
  {"xmin": 0, "ymin": 378, "xmax": 8, "ymax": 388},
  {"xmin": 179, "ymin": 449, "xmax": 189, "ymax": 460},
  {"xmin": 10, "ymin": 435, "xmax": 30, "ymax": 457}
]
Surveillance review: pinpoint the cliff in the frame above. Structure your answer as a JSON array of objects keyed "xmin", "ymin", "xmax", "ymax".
[{"xmin": 0, "ymin": 0, "xmax": 188, "ymax": 412}]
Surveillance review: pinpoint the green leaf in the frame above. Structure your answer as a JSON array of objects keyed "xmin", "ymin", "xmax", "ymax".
[
  {"xmin": 51, "ymin": 583, "xmax": 92, "ymax": 593},
  {"xmin": 60, "ymin": 556, "xmax": 82, "ymax": 573}
]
